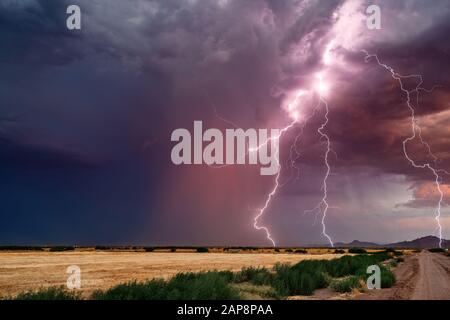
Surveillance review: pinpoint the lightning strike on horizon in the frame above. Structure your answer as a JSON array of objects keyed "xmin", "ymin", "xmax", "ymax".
[
  {"xmin": 301, "ymin": 72, "xmax": 335, "ymax": 247},
  {"xmin": 316, "ymin": 96, "xmax": 335, "ymax": 247},
  {"xmin": 208, "ymin": 100, "xmax": 300, "ymax": 247},
  {"xmin": 210, "ymin": 45, "xmax": 339, "ymax": 247},
  {"xmin": 254, "ymin": 70, "xmax": 336, "ymax": 247},
  {"xmin": 363, "ymin": 51, "xmax": 447, "ymax": 248},
  {"xmin": 252, "ymin": 120, "xmax": 297, "ymax": 247}
]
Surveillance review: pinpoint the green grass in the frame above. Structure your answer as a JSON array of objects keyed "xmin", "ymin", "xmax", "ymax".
[
  {"xmin": 272, "ymin": 263, "xmax": 329, "ymax": 296},
  {"xmin": 14, "ymin": 287, "xmax": 80, "ymax": 300},
  {"xmin": 330, "ymin": 276, "xmax": 360, "ymax": 293},
  {"xmin": 232, "ymin": 283, "xmax": 279, "ymax": 300},
  {"xmin": 380, "ymin": 266, "xmax": 396, "ymax": 288},
  {"xmin": 12, "ymin": 252, "xmax": 395, "ymax": 300},
  {"xmin": 92, "ymin": 271, "xmax": 240, "ymax": 300},
  {"xmin": 234, "ymin": 267, "xmax": 273, "ymax": 286}
]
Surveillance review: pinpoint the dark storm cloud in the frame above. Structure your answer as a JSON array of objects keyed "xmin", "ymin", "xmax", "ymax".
[{"xmin": 1, "ymin": 0, "xmax": 449, "ymax": 245}]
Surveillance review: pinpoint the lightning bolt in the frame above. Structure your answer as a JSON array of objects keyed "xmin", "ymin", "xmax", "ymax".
[
  {"xmin": 316, "ymin": 96, "xmax": 334, "ymax": 247},
  {"xmin": 208, "ymin": 67, "xmax": 337, "ymax": 247},
  {"xmin": 302, "ymin": 93, "xmax": 335, "ymax": 247},
  {"xmin": 363, "ymin": 51, "xmax": 447, "ymax": 248},
  {"xmin": 253, "ymin": 120, "xmax": 297, "ymax": 247}
]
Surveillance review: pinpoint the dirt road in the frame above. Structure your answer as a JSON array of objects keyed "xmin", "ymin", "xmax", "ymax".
[{"xmin": 360, "ymin": 251, "xmax": 450, "ymax": 300}]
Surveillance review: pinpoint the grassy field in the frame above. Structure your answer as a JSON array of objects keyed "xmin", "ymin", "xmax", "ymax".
[
  {"xmin": 0, "ymin": 248, "xmax": 345, "ymax": 298},
  {"xmin": 0, "ymin": 248, "xmax": 400, "ymax": 300}
]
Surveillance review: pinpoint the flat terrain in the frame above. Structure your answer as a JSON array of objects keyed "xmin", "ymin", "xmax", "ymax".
[
  {"xmin": 358, "ymin": 251, "xmax": 450, "ymax": 300},
  {"xmin": 0, "ymin": 251, "xmax": 342, "ymax": 298}
]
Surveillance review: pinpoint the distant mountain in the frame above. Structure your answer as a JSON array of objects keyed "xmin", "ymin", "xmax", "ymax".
[
  {"xmin": 334, "ymin": 240, "xmax": 381, "ymax": 248},
  {"xmin": 335, "ymin": 236, "xmax": 449, "ymax": 249},
  {"xmin": 387, "ymin": 236, "xmax": 450, "ymax": 249}
]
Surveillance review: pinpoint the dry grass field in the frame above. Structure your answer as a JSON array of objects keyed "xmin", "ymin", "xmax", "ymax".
[{"xmin": 0, "ymin": 250, "xmax": 345, "ymax": 298}]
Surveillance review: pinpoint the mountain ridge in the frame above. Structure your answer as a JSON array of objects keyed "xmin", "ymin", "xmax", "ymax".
[{"xmin": 334, "ymin": 235, "xmax": 449, "ymax": 248}]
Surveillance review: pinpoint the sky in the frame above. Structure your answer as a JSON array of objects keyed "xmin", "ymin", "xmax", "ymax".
[{"xmin": 0, "ymin": 0, "xmax": 450, "ymax": 246}]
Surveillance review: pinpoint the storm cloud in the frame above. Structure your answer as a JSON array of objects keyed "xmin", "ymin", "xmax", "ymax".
[{"xmin": 1, "ymin": 0, "xmax": 449, "ymax": 246}]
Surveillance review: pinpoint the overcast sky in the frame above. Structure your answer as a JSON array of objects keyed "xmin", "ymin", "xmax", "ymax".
[{"xmin": 1, "ymin": 0, "xmax": 449, "ymax": 246}]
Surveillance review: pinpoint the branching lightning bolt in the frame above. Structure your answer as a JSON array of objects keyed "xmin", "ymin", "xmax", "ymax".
[
  {"xmin": 316, "ymin": 96, "xmax": 334, "ymax": 247},
  {"xmin": 302, "ymin": 92, "xmax": 335, "ymax": 247},
  {"xmin": 363, "ymin": 51, "xmax": 447, "ymax": 248},
  {"xmin": 253, "ymin": 120, "xmax": 297, "ymax": 247},
  {"xmin": 209, "ymin": 61, "xmax": 338, "ymax": 247}
]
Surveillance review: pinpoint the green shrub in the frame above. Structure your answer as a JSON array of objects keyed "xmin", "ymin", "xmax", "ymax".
[
  {"xmin": 144, "ymin": 247, "xmax": 155, "ymax": 252},
  {"xmin": 294, "ymin": 249, "xmax": 308, "ymax": 254},
  {"xmin": 92, "ymin": 279, "xmax": 167, "ymax": 300},
  {"xmin": 395, "ymin": 257, "xmax": 404, "ymax": 263},
  {"xmin": 334, "ymin": 249, "xmax": 345, "ymax": 254},
  {"xmin": 15, "ymin": 287, "xmax": 80, "ymax": 300},
  {"xmin": 196, "ymin": 247, "xmax": 209, "ymax": 253},
  {"xmin": 170, "ymin": 247, "xmax": 177, "ymax": 252},
  {"xmin": 166, "ymin": 272, "xmax": 238, "ymax": 299},
  {"xmin": 330, "ymin": 276, "xmax": 360, "ymax": 293},
  {"xmin": 234, "ymin": 267, "xmax": 273, "ymax": 285},
  {"xmin": 380, "ymin": 267, "xmax": 396, "ymax": 288},
  {"xmin": 428, "ymin": 248, "xmax": 445, "ymax": 253},
  {"xmin": 272, "ymin": 263, "xmax": 329, "ymax": 296},
  {"xmin": 348, "ymin": 247, "xmax": 367, "ymax": 254},
  {"xmin": 93, "ymin": 271, "xmax": 239, "ymax": 300}
]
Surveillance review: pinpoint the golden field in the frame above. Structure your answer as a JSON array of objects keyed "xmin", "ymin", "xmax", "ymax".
[{"xmin": 0, "ymin": 249, "xmax": 345, "ymax": 298}]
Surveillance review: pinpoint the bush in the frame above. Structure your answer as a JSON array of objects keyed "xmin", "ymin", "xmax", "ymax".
[
  {"xmin": 395, "ymin": 257, "xmax": 404, "ymax": 263},
  {"xmin": 196, "ymin": 247, "xmax": 209, "ymax": 253},
  {"xmin": 49, "ymin": 246, "xmax": 75, "ymax": 252},
  {"xmin": 330, "ymin": 276, "xmax": 360, "ymax": 293},
  {"xmin": 334, "ymin": 249, "xmax": 345, "ymax": 254},
  {"xmin": 144, "ymin": 247, "xmax": 155, "ymax": 252},
  {"xmin": 428, "ymin": 248, "xmax": 445, "ymax": 253},
  {"xmin": 15, "ymin": 287, "xmax": 80, "ymax": 300},
  {"xmin": 348, "ymin": 247, "xmax": 367, "ymax": 254},
  {"xmin": 170, "ymin": 248, "xmax": 177, "ymax": 252},
  {"xmin": 273, "ymin": 263, "xmax": 329, "ymax": 296},
  {"xmin": 92, "ymin": 279, "xmax": 167, "ymax": 300},
  {"xmin": 294, "ymin": 249, "xmax": 308, "ymax": 254},
  {"xmin": 234, "ymin": 267, "xmax": 273, "ymax": 285},
  {"xmin": 380, "ymin": 267, "xmax": 396, "ymax": 288},
  {"xmin": 92, "ymin": 271, "xmax": 239, "ymax": 300}
]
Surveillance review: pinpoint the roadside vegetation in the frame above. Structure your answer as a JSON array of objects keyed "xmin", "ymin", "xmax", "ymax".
[
  {"xmin": 12, "ymin": 250, "xmax": 399, "ymax": 300},
  {"xmin": 13, "ymin": 287, "xmax": 81, "ymax": 300}
]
